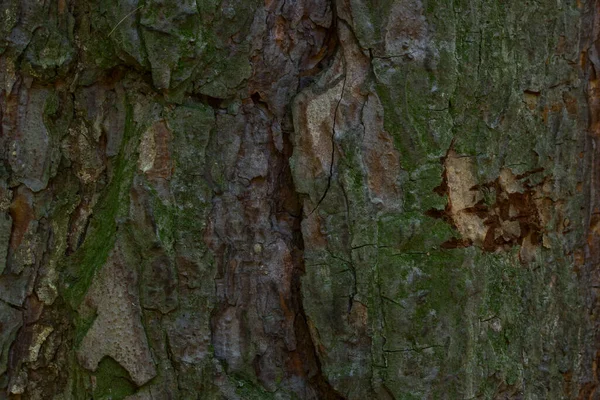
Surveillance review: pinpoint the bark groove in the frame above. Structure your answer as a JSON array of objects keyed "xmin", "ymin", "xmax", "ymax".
[{"xmin": 1, "ymin": 0, "xmax": 599, "ymax": 398}]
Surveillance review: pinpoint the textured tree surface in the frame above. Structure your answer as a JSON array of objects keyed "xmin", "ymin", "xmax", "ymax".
[{"xmin": 1, "ymin": 0, "xmax": 600, "ymax": 398}]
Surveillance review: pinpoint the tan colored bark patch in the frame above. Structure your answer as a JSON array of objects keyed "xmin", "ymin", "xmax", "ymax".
[
  {"xmin": 444, "ymin": 150, "xmax": 487, "ymax": 245},
  {"xmin": 138, "ymin": 120, "xmax": 174, "ymax": 179},
  {"xmin": 24, "ymin": 325, "xmax": 53, "ymax": 363},
  {"xmin": 433, "ymin": 149, "xmax": 557, "ymax": 261},
  {"xmin": 297, "ymin": 80, "xmax": 343, "ymax": 177},
  {"xmin": 137, "ymin": 126, "xmax": 156, "ymax": 173}
]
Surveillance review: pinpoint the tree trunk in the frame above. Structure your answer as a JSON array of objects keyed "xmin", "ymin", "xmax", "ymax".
[{"xmin": 1, "ymin": 0, "xmax": 599, "ymax": 398}]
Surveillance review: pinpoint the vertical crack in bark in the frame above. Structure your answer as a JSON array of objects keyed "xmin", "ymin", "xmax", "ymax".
[
  {"xmin": 280, "ymin": 10, "xmax": 345, "ymax": 399},
  {"xmin": 206, "ymin": 1, "xmax": 346, "ymax": 395},
  {"xmin": 274, "ymin": 2, "xmax": 345, "ymax": 396},
  {"xmin": 307, "ymin": 1, "xmax": 342, "ymax": 217},
  {"xmin": 308, "ymin": 71, "xmax": 347, "ymax": 216},
  {"xmin": 279, "ymin": 120, "xmax": 346, "ymax": 399}
]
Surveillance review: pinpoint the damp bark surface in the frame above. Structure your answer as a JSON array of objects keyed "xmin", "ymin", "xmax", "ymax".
[{"xmin": 1, "ymin": 0, "xmax": 600, "ymax": 399}]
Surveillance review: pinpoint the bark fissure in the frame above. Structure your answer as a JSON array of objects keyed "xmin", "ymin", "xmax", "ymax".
[
  {"xmin": 308, "ymin": 71, "xmax": 346, "ymax": 217},
  {"xmin": 284, "ymin": 131, "xmax": 346, "ymax": 400},
  {"xmin": 1, "ymin": 0, "xmax": 598, "ymax": 398}
]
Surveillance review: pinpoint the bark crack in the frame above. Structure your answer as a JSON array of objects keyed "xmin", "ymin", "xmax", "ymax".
[{"xmin": 308, "ymin": 69, "xmax": 347, "ymax": 217}]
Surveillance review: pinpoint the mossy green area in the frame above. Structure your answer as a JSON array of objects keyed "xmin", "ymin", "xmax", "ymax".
[
  {"xmin": 373, "ymin": 246, "xmax": 583, "ymax": 398},
  {"xmin": 72, "ymin": 312, "xmax": 96, "ymax": 348},
  {"xmin": 81, "ymin": 0, "xmax": 258, "ymax": 95},
  {"xmin": 164, "ymin": 103, "xmax": 215, "ymax": 261},
  {"xmin": 61, "ymin": 102, "xmax": 138, "ymax": 309},
  {"xmin": 0, "ymin": 0, "xmax": 592, "ymax": 397},
  {"xmin": 230, "ymin": 375, "xmax": 277, "ymax": 400},
  {"xmin": 299, "ymin": 0, "xmax": 588, "ymax": 398},
  {"xmin": 92, "ymin": 357, "xmax": 137, "ymax": 400}
]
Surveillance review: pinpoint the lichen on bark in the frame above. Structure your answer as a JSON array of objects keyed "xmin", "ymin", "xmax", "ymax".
[{"xmin": 0, "ymin": 0, "xmax": 599, "ymax": 399}]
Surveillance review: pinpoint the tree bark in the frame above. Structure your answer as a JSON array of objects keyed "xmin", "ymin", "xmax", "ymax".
[{"xmin": 1, "ymin": 0, "xmax": 599, "ymax": 398}]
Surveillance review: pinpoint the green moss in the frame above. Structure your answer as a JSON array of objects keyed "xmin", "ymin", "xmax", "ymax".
[
  {"xmin": 61, "ymin": 352, "xmax": 92, "ymax": 399},
  {"xmin": 377, "ymin": 213, "xmax": 454, "ymax": 252},
  {"xmin": 0, "ymin": 0, "xmax": 19, "ymax": 46},
  {"xmin": 73, "ymin": 312, "xmax": 96, "ymax": 348},
  {"xmin": 92, "ymin": 357, "xmax": 137, "ymax": 400},
  {"xmin": 62, "ymin": 102, "xmax": 138, "ymax": 309},
  {"xmin": 144, "ymin": 186, "xmax": 176, "ymax": 255},
  {"xmin": 229, "ymin": 375, "xmax": 276, "ymax": 400}
]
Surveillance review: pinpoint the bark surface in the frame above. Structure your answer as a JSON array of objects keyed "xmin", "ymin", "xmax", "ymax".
[{"xmin": 0, "ymin": 0, "xmax": 599, "ymax": 398}]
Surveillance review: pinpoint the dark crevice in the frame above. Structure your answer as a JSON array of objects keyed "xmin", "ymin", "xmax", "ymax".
[
  {"xmin": 273, "ymin": 5, "xmax": 344, "ymax": 391},
  {"xmin": 250, "ymin": 92, "xmax": 263, "ymax": 105},
  {"xmin": 196, "ymin": 93, "xmax": 226, "ymax": 109},
  {"xmin": 185, "ymin": 92, "xmax": 227, "ymax": 110},
  {"xmin": 298, "ymin": 14, "xmax": 339, "ymax": 86},
  {"xmin": 279, "ymin": 108, "xmax": 345, "ymax": 399}
]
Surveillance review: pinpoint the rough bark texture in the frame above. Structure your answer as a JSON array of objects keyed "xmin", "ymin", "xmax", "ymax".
[{"xmin": 0, "ymin": 0, "xmax": 599, "ymax": 398}]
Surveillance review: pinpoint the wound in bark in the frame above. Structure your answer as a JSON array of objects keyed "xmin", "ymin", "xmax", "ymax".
[{"xmin": 429, "ymin": 149, "xmax": 554, "ymax": 260}]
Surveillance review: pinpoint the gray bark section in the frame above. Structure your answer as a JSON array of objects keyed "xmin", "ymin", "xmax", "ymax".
[{"xmin": 0, "ymin": 0, "xmax": 598, "ymax": 398}]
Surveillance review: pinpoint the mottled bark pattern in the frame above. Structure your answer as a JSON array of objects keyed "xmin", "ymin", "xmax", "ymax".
[{"xmin": 0, "ymin": 0, "xmax": 598, "ymax": 399}]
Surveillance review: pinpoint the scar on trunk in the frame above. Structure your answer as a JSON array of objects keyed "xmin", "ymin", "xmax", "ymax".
[{"xmin": 427, "ymin": 148, "xmax": 560, "ymax": 262}]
